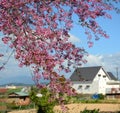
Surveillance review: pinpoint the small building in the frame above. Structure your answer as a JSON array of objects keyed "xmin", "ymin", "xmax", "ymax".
[
  {"xmin": 8, "ymin": 91, "xmax": 30, "ymax": 106},
  {"xmin": 9, "ymin": 92, "xmax": 29, "ymax": 98},
  {"xmin": 70, "ymin": 66, "xmax": 120, "ymax": 95}
]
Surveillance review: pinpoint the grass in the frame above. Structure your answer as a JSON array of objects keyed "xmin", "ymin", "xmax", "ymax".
[{"xmin": 65, "ymin": 94, "xmax": 120, "ymax": 104}]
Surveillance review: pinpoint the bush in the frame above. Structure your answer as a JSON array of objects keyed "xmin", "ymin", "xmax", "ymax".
[
  {"xmin": 98, "ymin": 94, "xmax": 104, "ymax": 100},
  {"xmin": 29, "ymin": 87, "xmax": 56, "ymax": 113}
]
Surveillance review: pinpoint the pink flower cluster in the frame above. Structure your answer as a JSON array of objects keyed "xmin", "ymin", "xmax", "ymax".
[{"xmin": 0, "ymin": 0, "xmax": 119, "ymax": 105}]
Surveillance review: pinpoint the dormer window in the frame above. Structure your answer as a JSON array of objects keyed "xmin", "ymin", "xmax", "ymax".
[
  {"xmin": 103, "ymin": 75, "xmax": 106, "ymax": 78},
  {"xmin": 78, "ymin": 85, "xmax": 82, "ymax": 90},
  {"xmin": 98, "ymin": 74, "xmax": 101, "ymax": 77},
  {"xmin": 85, "ymin": 85, "xmax": 90, "ymax": 89}
]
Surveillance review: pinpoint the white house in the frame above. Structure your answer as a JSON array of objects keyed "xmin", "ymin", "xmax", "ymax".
[{"xmin": 70, "ymin": 66, "xmax": 120, "ymax": 95}]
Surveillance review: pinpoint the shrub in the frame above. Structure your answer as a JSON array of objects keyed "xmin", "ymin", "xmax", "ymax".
[
  {"xmin": 29, "ymin": 87, "xmax": 56, "ymax": 113},
  {"xmin": 98, "ymin": 94, "xmax": 105, "ymax": 100}
]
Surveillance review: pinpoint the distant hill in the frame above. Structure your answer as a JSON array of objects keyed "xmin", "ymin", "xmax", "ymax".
[
  {"xmin": 0, "ymin": 81, "xmax": 49, "ymax": 87},
  {"xmin": 0, "ymin": 82, "xmax": 34, "ymax": 87}
]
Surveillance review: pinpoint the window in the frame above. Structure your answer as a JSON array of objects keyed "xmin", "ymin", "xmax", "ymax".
[
  {"xmin": 103, "ymin": 75, "xmax": 106, "ymax": 78},
  {"xmin": 78, "ymin": 85, "xmax": 82, "ymax": 90},
  {"xmin": 85, "ymin": 85, "xmax": 90, "ymax": 89},
  {"xmin": 98, "ymin": 74, "xmax": 101, "ymax": 77}
]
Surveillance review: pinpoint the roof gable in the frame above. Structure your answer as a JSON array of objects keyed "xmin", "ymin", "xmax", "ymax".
[
  {"xmin": 70, "ymin": 66, "xmax": 102, "ymax": 81},
  {"xmin": 107, "ymin": 72, "xmax": 117, "ymax": 81}
]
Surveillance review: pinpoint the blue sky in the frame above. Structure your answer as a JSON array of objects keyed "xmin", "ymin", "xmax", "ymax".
[
  {"xmin": 88, "ymin": 11, "xmax": 120, "ymax": 54},
  {"xmin": 0, "ymin": 8, "xmax": 120, "ymax": 85},
  {"xmin": 70, "ymin": 10, "xmax": 120, "ymax": 55},
  {"xmin": 70, "ymin": 10, "xmax": 120, "ymax": 78}
]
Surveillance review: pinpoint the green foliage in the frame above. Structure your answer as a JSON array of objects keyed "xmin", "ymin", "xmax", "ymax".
[
  {"xmin": 63, "ymin": 96, "xmax": 73, "ymax": 104},
  {"xmin": 29, "ymin": 87, "xmax": 56, "ymax": 113},
  {"xmin": 0, "ymin": 111, "xmax": 8, "ymax": 113},
  {"xmin": 98, "ymin": 94, "xmax": 104, "ymax": 100},
  {"xmin": 6, "ymin": 103, "xmax": 19, "ymax": 110},
  {"xmin": 68, "ymin": 94, "xmax": 99, "ymax": 104},
  {"xmin": 68, "ymin": 93, "xmax": 105, "ymax": 104},
  {"xmin": 80, "ymin": 108, "xmax": 99, "ymax": 113}
]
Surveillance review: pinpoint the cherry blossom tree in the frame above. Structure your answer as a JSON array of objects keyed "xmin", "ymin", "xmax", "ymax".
[{"xmin": 0, "ymin": 0, "xmax": 120, "ymax": 102}]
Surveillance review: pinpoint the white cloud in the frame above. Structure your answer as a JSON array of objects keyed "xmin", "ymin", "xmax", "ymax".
[
  {"xmin": 83, "ymin": 53, "xmax": 120, "ymax": 78},
  {"xmin": 68, "ymin": 34, "xmax": 81, "ymax": 44},
  {"xmin": 0, "ymin": 50, "xmax": 33, "ymax": 84},
  {"xmin": 1, "ymin": 49, "xmax": 120, "ymax": 84}
]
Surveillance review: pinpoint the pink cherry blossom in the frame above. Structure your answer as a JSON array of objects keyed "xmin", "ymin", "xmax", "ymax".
[
  {"xmin": 0, "ymin": 54, "xmax": 4, "ymax": 57},
  {"xmin": 0, "ymin": 0, "xmax": 120, "ymax": 106},
  {"xmin": 2, "ymin": 37, "xmax": 11, "ymax": 44}
]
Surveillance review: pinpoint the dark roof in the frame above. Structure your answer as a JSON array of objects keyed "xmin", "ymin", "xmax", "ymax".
[
  {"xmin": 107, "ymin": 72, "xmax": 117, "ymax": 81},
  {"xmin": 70, "ymin": 66, "xmax": 102, "ymax": 81}
]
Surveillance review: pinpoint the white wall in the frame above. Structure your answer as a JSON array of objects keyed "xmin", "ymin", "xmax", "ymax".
[
  {"xmin": 93, "ymin": 68, "xmax": 110, "ymax": 94},
  {"xmin": 72, "ymin": 81, "xmax": 99, "ymax": 94}
]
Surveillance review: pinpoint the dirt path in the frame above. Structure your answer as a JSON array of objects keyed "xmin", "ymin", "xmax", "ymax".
[
  {"xmin": 8, "ymin": 103, "xmax": 120, "ymax": 113},
  {"xmin": 8, "ymin": 109, "xmax": 37, "ymax": 113},
  {"xmin": 54, "ymin": 103, "xmax": 120, "ymax": 113}
]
